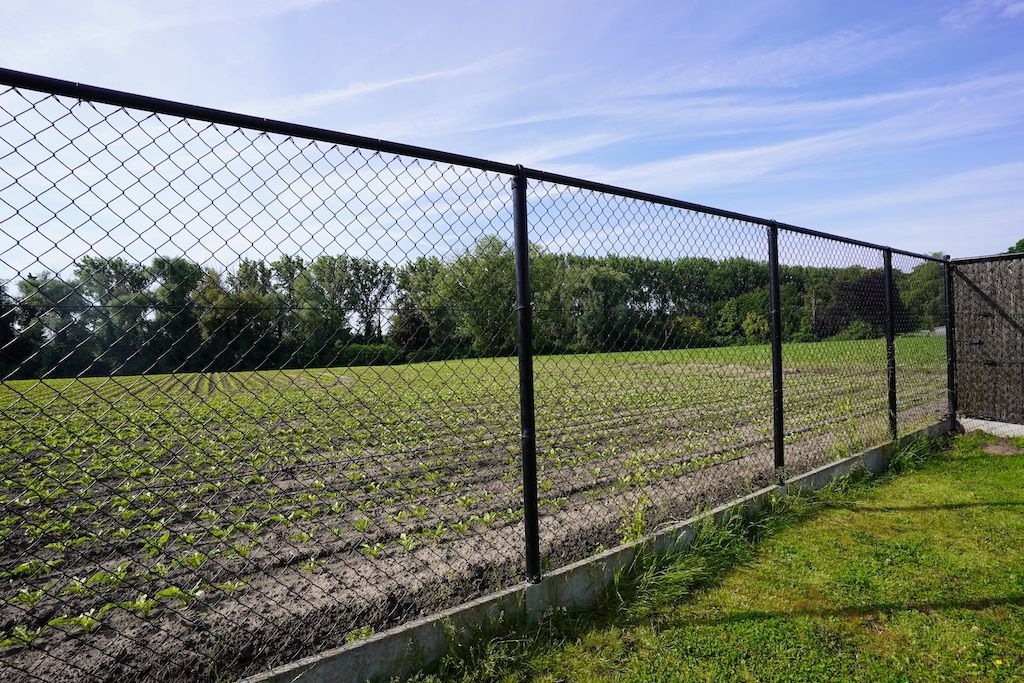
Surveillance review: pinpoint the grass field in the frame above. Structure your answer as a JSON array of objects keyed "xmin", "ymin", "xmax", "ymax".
[
  {"xmin": 418, "ymin": 432, "xmax": 1024, "ymax": 682},
  {"xmin": 0, "ymin": 336, "xmax": 948, "ymax": 681}
]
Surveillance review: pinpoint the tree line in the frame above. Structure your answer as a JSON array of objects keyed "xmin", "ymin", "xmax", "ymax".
[{"xmin": 0, "ymin": 236, "xmax": 946, "ymax": 379}]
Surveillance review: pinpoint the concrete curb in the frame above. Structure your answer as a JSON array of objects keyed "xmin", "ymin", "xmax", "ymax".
[
  {"xmin": 959, "ymin": 417, "xmax": 1024, "ymax": 437},
  {"xmin": 245, "ymin": 419, "xmax": 953, "ymax": 683}
]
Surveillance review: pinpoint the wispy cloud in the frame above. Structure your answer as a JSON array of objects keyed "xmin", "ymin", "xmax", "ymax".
[
  {"xmin": 539, "ymin": 79, "xmax": 1024, "ymax": 196},
  {"xmin": 6, "ymin": 0, "xmax": 335, "ymax": 68},
  {"xmin": 941, "ymin": 0, "xmax": 1024, "ymax": 29},
  {"xmin": 626, "ymin": 27, "xmax": 919, "ymax": 95},
  {"xmin": 242, "ymin": 50, "xmax": 523, "ymax": 119},
  {"xmin": 786, "ymin": 161, "xmax": 1024, "ymax": 218}
]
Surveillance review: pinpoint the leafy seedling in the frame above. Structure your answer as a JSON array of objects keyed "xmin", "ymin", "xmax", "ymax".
[
  {"xmin": 215, "ymin": 579, "xmax": 247, "ymax": 593},
  {"xmin": 299, "ymin": 558, "xmax": 325, "ymax": 573},
  {"xmin": 360, "ymin": 543, "xmax": 385, "ymax": 558},
  {"xmin": 143, "ymin": 531, "xmax": 172, "ymax": 557},
  {"xmin": 396, "ymin": 533, "xmax": 418, "ymax": 552},
  {"xmin": 122, "ymin": 594, "xmax": 157, "ymax": 619},
  {"xmin": 0, "ymin": 625, "xmax": 42, "ymax": 650},
  {"xmin": 180, "ymin": 551, "xmax": 207, "ymax": 570},
  {"xmin": 344, "ymin": 625, "xmax": 375, "ymax": 643},
  {"xmin": 155, "ymin": 583, "xmax": 205, "ymax": 606},
  {"xmin": 48, "ymin": 610, "xmax": 100, "ymax": 633},
  {"xmin": 13, "ymin": 588, "xmax": 45, "ymax": 607}
]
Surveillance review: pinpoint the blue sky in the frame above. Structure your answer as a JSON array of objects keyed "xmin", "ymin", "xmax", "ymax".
[{"xmin": 3, "ymin": 0, "xmax": 1023, "ymax": 259}]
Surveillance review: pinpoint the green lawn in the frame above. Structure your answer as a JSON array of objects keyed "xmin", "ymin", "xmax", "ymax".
[{"xmin": 420, "ymin": 432, "xmax": 1024, "ymax": 682}]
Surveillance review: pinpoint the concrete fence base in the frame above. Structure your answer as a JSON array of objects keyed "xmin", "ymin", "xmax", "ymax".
[
  {"xmin": 246, "ymin": 419, "xmax": 954, "ymax": 683},
  {"xmin": 959, "ymin": 417, "xmax": 1024, "ymax": 437}
]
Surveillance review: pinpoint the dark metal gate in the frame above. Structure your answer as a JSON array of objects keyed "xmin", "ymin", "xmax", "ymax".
[{"xmin": 952, "ymin": 253, "xmax": 1024, "ymax": 424}]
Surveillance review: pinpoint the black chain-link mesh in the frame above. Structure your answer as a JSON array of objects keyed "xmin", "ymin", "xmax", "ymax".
[
  {"xmin": 0, "ymin": 75, "xmax": 956, "ymax": 683},
  {"xmin": 0, "ymin": 85, "xmax": 525, "ymax": 682},
  {"xmin": 526, "ymin": 181, "xmax": 773, "ymax": 566},
  {"xmin": 891, "ymin": 252, "xmax": 949, "ymax": 433},
  {"xmin": 775, "ymin": 231, "xmax": 889, "ymax": 477}
]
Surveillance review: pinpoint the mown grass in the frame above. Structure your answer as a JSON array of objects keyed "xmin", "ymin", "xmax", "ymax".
[{"xmin": 416, "ymin": 432, "xmax": 1024, "ymax": 682}]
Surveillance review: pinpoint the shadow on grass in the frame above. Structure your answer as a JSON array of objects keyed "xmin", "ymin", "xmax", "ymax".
[
  {"xmin": 830, "ymin": 501, "xmax": 1024, "ymax": 513},
  {"xmin": 944, "ymin": 454, "xmax": 1024, "ymax": 464},
  {"xmin": 681, "ymin": 595, "xmax": 1024, "ymax": 627}
]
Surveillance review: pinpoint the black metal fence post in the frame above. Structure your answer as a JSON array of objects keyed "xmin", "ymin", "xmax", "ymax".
[
  {"xmin": 883, "ymin": 248, "xmax": 898, "ymax": 440},
  {"xmin": 944, "ymin": 255, "xmax": 958, "ymax": 421},
  {"xmin": 768, "ymin": 222, "xmax": 785, "ymax": 473},
  {"xmin": 512, "ymin": 166, "xmax": 542, "ymax": 584}
]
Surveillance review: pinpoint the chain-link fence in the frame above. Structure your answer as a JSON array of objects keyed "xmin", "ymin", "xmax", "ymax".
[
  {"xmin": 773, "ymin": 232, "xmax": 890, "ymax": 478},
  {"xmin": 0, "ymin": 68, "xmax": 955, "ymax": 682},
  {"xmin": 526, "ymin": 181, "xmax": 773, "ymax": 569},
  {"xmin": 892, "ymin": 252, "xmax": 950, "ymax": 434}
]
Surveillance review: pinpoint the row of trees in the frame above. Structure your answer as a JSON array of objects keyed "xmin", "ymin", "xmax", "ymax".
[
  {"xmin": 0, "ymin": 236, "xmax": 946, "ymax": 379},
  {"xmin": 394, "ymin": 237, "xmax": 945, "ymax": 354}
]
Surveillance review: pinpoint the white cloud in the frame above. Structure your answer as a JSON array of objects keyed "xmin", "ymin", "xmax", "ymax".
[
  {"xmin": 548, "ymin": 88, "xmax": 1024, "ymax": 197},
  {"xmin": 4, "ymin": 0, "xmax": 334, "ymax": 69},
  {"xmin": 626, "ymin": 27, "xmax": 919, "ymax": 95},
  {"xmin": 941, "ymin": 0, "xmax": 1024, "ymax": 28},
  {"xmin": 785, "ymin": 162, "xmax": 1024, "ymax": 219},
  {"xmin": 0, "ymin": 0, "xmax": 1021, "ymax": 261},
  {"xmin": 241, "ymin": 50, "xmax": 523, "ymax": 120}
]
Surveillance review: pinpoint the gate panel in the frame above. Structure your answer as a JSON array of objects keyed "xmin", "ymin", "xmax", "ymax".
[{"xmin": 953, "ymin": 255, "xmax": 1024, "ymax": 424}]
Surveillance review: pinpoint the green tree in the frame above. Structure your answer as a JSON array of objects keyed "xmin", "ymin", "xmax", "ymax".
[
  {"xmin": 74, "ymin": 256, "xmax": 153, "ymax": 374},
  {"xmin": 150, "ymin": 256, "xmax": 204, "ymax": 372},
  {"xmin": 347, "ymin": 257, "xmax": 394, "ymax": 340},
  {"xmin": 294, "ymin": 255, "xmax": 354, "ymax": 365},
  {"xmin": 228, "ymin": 259, "xmax": 274, "ymax": 296},
  {"xmin": 715, "ymin": 299, "xmax": 741, "ymax": 342},
  {"xmin": 271, "ymin": 255, "xmax": 306, "ymax": 358},
  {"xmin": 392, "ymin": 258, "xmax": 445, "ymax": 351},
  {"xmin": 16, "ymin": 273, "xmax": 91, "ymax": 377},
  {"xmin": 900, "ymin": 257, "xmax": 945, "ymax": 332},
  {"xmin": 195, "ymin": 268, "xmax": 278, "ymax": 370},
  {"xmin": 741, "ymin": 311, "xmax": 770, "ymax": 342},
  {"xmin": 569, "ymin": 265, "xmax": 631, "ymax": 351},
  {"xmin": 434, "ymin": 236, "xmax": 516, "ymax": 355},
  {"xmin": 0, "ymin": 284, "xmax": 35, "ymax": 378},
  {"xmin": 530, "ymin": 249, "xmax": 576, "ymax": 353}
]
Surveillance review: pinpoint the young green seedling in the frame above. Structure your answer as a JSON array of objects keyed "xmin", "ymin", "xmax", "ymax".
[
  {"xmin": 122, "ymin": 594, "xmax": 157, "ymax": 619},
  {"xmin": 360, "ymin": 543, "xmax": 384, "ymax": 558},
  {"xmin": 214, "ymin": 579, "xmax": 247, "ymax": 593},
  {"xmin": 299, "ymin": 557, "xmax": 325, "ymax": 573},
  {"xmin": 179, "ymin": 551, "xmax": 207, "ymax": 570},
  {"xmin": 344, "ymin": 626, "xmax": 375, "ymax": 643},
  {"xmin": 47, "ymin": 609, "xmax": 100, "ymax": 633},
  {"xmin": 13, "ymin": 588, "xmax": 45, "ymax": 607},
  {"xmin": 396, "ymin": 533, "xmax": 418, "ymax": 552}
]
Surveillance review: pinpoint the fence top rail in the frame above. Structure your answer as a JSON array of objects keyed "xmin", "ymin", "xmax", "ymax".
[
  {"xmin": 0, "ymin": 66, "xmax": 519, "ymax": 176},
  {"xmin": 0, "ymin": 66, "xmax": 944, "ymax": 265},
  {"xmin": 952, "ymin": 252, "xmax": 1024, "ymax": 265}
]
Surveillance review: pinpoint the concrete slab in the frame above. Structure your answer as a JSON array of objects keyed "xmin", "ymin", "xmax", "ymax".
[{"xmin": 959, "ymin": 417, "xmax": 1024, "ymax": 437}]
